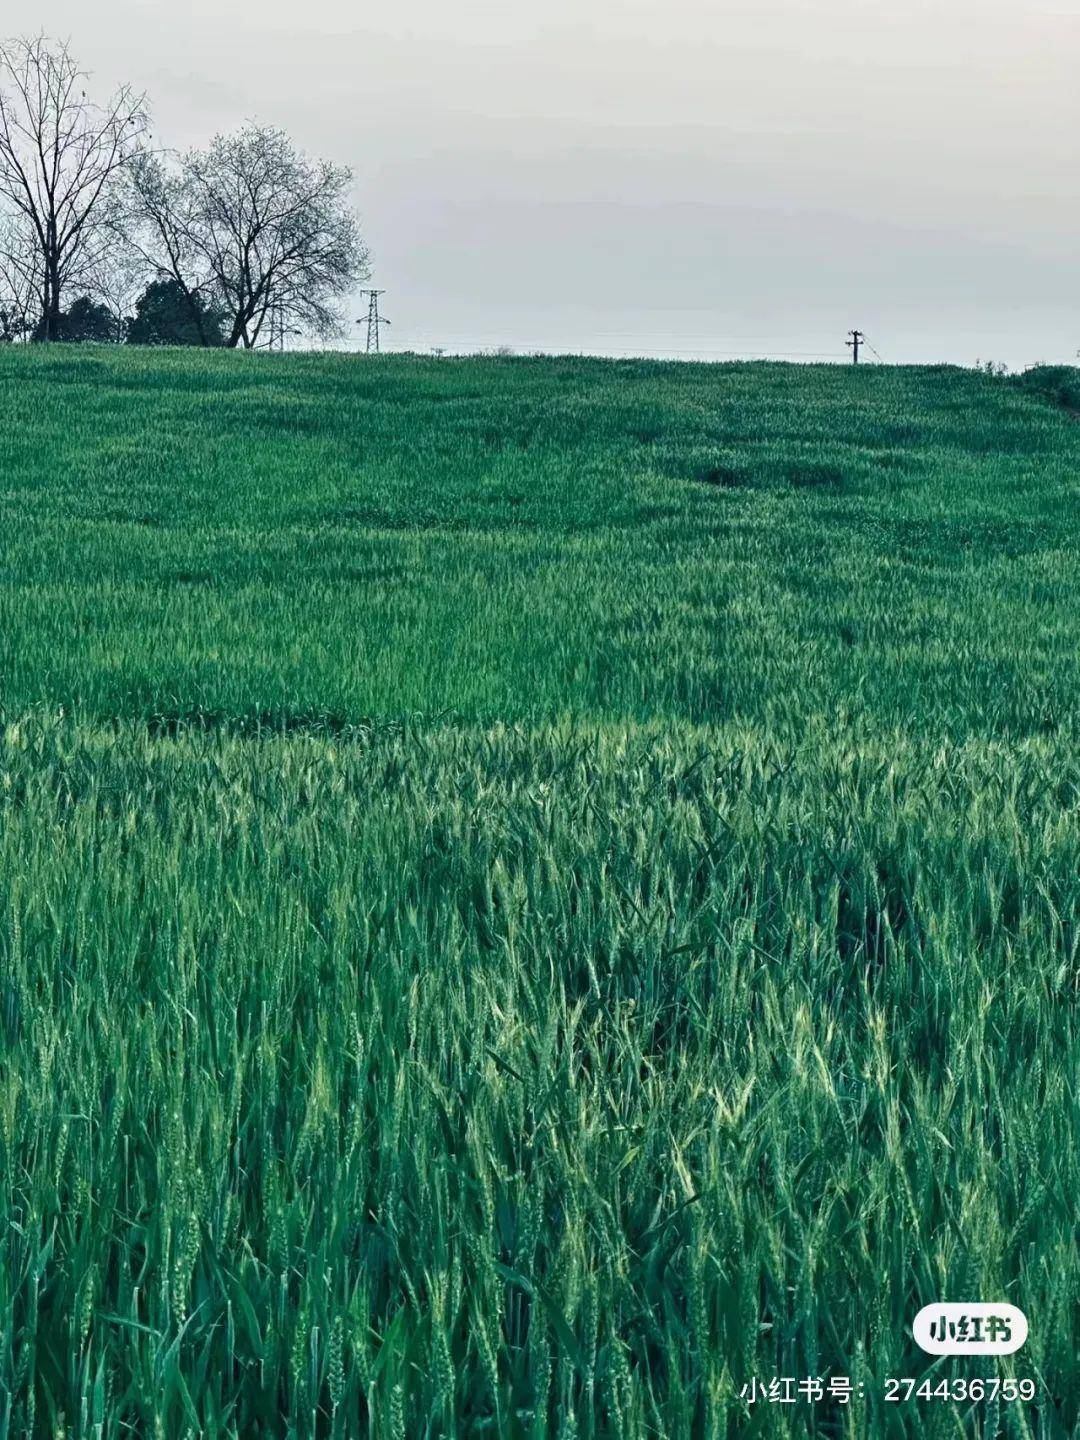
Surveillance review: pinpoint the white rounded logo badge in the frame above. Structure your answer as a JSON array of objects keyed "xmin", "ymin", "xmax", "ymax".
[{"xmin": 913, "ymin": 1303, "xmax": 1027, "ymax": 1356}]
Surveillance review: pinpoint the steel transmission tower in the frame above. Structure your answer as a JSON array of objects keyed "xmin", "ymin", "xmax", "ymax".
[{"xmin": 357, "ymin": 290, "xmax": 390, "ymax": 353}]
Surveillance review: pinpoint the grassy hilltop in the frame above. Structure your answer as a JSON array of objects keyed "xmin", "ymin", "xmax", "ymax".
[{"xmin": 0, "ymin": 348, "xmax": 1077, "ymax": 1438}]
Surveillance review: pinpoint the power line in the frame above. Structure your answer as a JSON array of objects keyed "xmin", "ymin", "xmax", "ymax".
[
  {"xmin": 369, "ymin": 328, "xmax": 843, "ymax": 343},
  {"xmin": 363, "ymin": 328, "xmax": 842, "ymax": 349},
  {"xmin": 340, "ymin": 313, "xmax": 890, "ymax": 364},
  {"xmin": 363, "ymin": 336, "xmax": 843, "ymax": 360}
]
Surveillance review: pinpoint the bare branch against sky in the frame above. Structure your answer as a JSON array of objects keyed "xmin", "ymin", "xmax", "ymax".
[
  {"xmin": 0, "ymin": 34, "xmax": 147, "ymax": 338},
  {"xmin": 125, "ymin": 127, "xmax": 369, "ymax": 348}
]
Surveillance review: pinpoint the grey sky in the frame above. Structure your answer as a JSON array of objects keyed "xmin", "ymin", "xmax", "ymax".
[{"xmin": 7, "ymin": 0, "xmax": 1079, "ymax": 364}]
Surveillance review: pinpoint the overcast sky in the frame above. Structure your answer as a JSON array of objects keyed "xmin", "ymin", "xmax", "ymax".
[{"xmin": 6, "ymin": 0, "xmax": 1078, "ymax": 364}]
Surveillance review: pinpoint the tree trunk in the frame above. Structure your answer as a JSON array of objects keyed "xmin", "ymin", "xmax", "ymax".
[{"xmin": 38, "ymin": 260, "xmax": 62, "ymax": 341}]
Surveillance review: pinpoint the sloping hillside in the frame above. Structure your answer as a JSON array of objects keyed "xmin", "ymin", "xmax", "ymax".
[{"xmin": 1, "ymin": 349, "xmax": 1077, "ymax": 735}]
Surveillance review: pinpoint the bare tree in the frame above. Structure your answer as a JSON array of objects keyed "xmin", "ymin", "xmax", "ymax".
[
  {"xmin": 126, "ymin": 124, "xmax": 369, "ymax": 348},
  {"xmin": 121, "ymin": 151, "xmax": 226, "ymax": 347},
  {"xmin": 0, "ymin": 35, "xmax": 147, "ymax": 340},
  {"xmin": 0, "ymin": 213, "xmax": 38, "ymax": 339}
]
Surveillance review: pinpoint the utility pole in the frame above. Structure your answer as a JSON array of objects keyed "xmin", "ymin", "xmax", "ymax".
[
  {"xmin": 846, "ymin": 329, "xmax": 865, "ymax": 364},
  {"xmin": 357, "ymin": 290, "xmax": 390, "ymax": 353}
]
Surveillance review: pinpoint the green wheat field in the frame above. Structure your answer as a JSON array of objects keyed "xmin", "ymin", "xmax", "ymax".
[{"xmin": 0, "ymin": 347, "xmax": 1077, "ymax": 1439}]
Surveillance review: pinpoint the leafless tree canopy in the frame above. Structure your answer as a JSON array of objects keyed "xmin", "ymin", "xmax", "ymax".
[
  {"xmin": 0, "ymin": 35, "xmax": 147, "ymax": 339},
  {"xmin": 0, "ymin": 213, "xmax": 38, "ymax": 338},
  {"xmin": 127, "ymin": 125, "xmax": 370, "ymax": 348}
]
